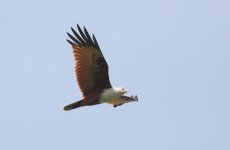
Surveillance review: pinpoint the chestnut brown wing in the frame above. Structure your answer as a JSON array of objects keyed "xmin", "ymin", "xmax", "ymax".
[{"xmin": 67, "ymin": 25, "xmax": 112, "ymax": 96}]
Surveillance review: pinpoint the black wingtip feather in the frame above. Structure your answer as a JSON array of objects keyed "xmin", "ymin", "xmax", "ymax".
[
  {"xmin": 77, "ymin": 24, "xmax": 81, "ymax": 29},
  {"xmin": 83, "ymin": 27, "xmax": 94, "ymax": 45},
  {"xmin": 66, "ymin": 39, "xmax": 76, "ymax": 46},
  {"xmin": 76, "ymin": 25, "xmax": 88, "ymax": 42},
  {"xmin": 92, "ymin": 34, "xmax": 100, "ymax": 49},
  {"xmin": 67, "ymin": 32, "xmax": 81, "ymax": 45},
  {"xmin": 66, "ymin": 24, "xmax": 101, "ymax": 50},
  {"xmin": 71, "ymin": 27, "xmax": 86, "ymax": 44}
]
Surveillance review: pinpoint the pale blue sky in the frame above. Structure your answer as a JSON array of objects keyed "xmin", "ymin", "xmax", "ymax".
[{"xmin": 1, "ymin": 0, "xmax": 230, "ymax": 150}]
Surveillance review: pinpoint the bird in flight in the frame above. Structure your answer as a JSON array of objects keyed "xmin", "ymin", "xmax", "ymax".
[{"xmin": 64, "ymin": 24, "xmax": 138, "ymax": 111}]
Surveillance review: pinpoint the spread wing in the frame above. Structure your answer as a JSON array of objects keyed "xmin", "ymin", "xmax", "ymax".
[
  {"xmin": 67, "ymin": 24, "xmax": 112, "ymax": 96},
  {"xmin": 108, "ymin": 95, "xmax": 138, "ymax": 107}
]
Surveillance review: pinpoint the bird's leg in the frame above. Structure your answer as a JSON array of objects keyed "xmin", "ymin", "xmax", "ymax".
[
  {"xmin": 134, "ymin": 95, "xmax": 138, "ymax": 101},
  {"xmin": 130, "ymin": 95, "xmax": 138, "ymax": 102}
]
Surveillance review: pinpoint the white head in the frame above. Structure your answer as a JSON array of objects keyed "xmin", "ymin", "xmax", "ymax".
[{"xmin": 113, "ymin": 87, "xmax": 128, "ymax": 94}]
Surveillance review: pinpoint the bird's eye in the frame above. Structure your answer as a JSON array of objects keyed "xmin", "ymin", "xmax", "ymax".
[{"xmin": 122, "ymin": 88, "xmax": 124, "ymax": 91}]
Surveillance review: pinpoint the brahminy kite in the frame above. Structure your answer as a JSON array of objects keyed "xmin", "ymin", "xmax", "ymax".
[{"xmin": 64, "ymin": 24, "xmax": 138, "ymax": 111}]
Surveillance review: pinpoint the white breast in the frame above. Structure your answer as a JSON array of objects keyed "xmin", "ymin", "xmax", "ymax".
[{"xmin": 99, "ymin": 88, "xmax": 123, "ymax": 103}]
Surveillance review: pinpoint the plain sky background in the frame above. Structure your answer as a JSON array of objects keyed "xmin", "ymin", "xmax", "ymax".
[{"xmin": 1, "ymin": 0, "xmax": 230, "ymax": 149}]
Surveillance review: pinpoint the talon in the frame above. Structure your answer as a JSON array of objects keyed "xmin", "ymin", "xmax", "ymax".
[{"xmin": 135, "ymin": 95, "xmax": 138, "ymax": 101}]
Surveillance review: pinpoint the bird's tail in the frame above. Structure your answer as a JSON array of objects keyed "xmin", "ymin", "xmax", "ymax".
[{"xmin": 63, "ymin": 100, "xmax": 85, "ymax": 111}]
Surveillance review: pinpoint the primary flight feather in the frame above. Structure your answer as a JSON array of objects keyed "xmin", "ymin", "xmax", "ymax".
[{"xmin": 64, "ymin": 24, "xmax": 138, "ymax": 111}]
